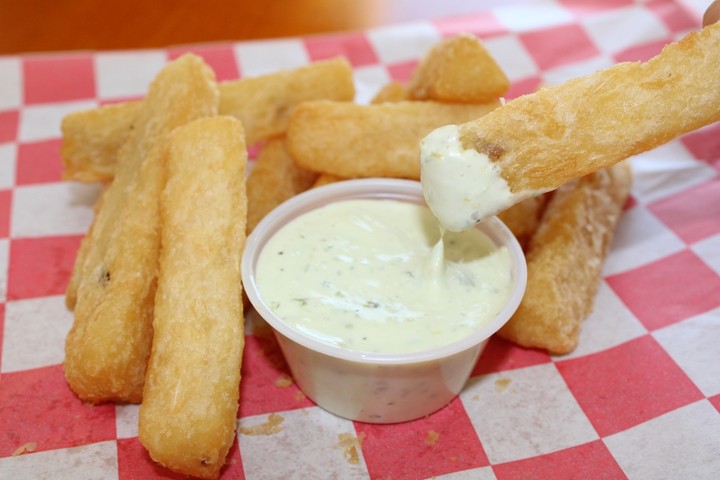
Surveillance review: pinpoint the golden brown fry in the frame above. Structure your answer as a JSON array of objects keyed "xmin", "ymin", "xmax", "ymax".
[
  {"xmin": 498, "ymin": 162, "xmax": 633, "ymax": 354},
  {"xmin": 61, "ymin": 101, "xmax": 142, "ymax": 182},
  {"xmin": 64, "ymin": 54, "xmax": 219, "ymax": 403},
  {"xmin": 139, "ymin": 116, "xmax": 247, "ymax": 480},
  {"xmin": 60, "ymin": 57, "xmax": 355, "ymax": 183},
  {"xmin": 497, "ymin": 193, "xmax": 549, "ymax": 250},
  {"xmin": 287, "ymin": 100, "xmax": 499, "ymax": 179},
  {"xmin": 370, "ymin": 81, "xmax": 408, "ymax": 104},
  {"xmin": 458, "ymin": 22, "xmax": 720, "ymax": 194},
  {"xmin": 220, "ymin": 57, "xmax": 355, "ymax": 144},
  {"xmin": 312, "ymin": 173, "xmax": 348, "ymax": 188},
  {"xmin": 246, "ymin": 137, "xmax": 318, "ymax": 233},
  {"xmin": 408, "ymin": 33, "xmax": 509, "ymax": 103}
]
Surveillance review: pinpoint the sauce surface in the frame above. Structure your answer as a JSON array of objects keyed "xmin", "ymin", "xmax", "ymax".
[
  {"xmin": 420, "ymin": 124, "xmax": 535, "ymax": 231},
  {"xmin": 255, "ymin": 199, "xmax": 514, "ymax": 354}
]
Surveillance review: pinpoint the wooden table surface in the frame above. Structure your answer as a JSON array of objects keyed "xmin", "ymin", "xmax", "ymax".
[{"xmin": 0, "ymin": 0, "xmax": 510, "ymax": 54}]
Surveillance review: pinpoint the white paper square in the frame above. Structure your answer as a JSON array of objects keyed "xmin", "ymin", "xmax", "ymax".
[
  {"xmin": 0, "ymin": 440, "xmax": 118, "ymax": 480},
  {"xmin": 234, "ymin": 39, "xmax": 310, "ymax": 77},
  {"xmin": 115, "ymin": 404, "xmax": 140, "ymax": 439},
  {"xmin": 483, "ymin": 35, "xmax": 539, "ymax": 82},
  {"xmin": 604, "ymin": 400, "xmax": 720, "ymax": 479},
  {"xmin": 582, "ymin": 6, "xmax": 669, "ymax": 55},
  {"xmin": 436, "ymin": 466, "xmax": 497, "ymax": 480},
  {"xmin": 653, "ymin": 309, "xmax": 720, "ymax": 397},
  {"xmin": 1, "ymin": 295, "xmax": 74, "ymax": 373},
  {"xmin": 18, "ymin": 100, "xmax": 96, "ymax": 143},
  {"xmin": 602, "ymin": 204, "xmax": 686, "ymax": 276},
  {"xmin": 0, "ymin": 57, "xmax": 22, "ymax": 110},
  {"xmin": 366, "ymin": 21, "xmax": 441, "ymax": 64},
  {"xmin": 0, "ymin": 144, "xmax": 17, "ymax": 189},
  {"xmin": 11, "ymin": 182, "xmax": 101, "ymax": 238},
  {"xmin": 559, "ymin": 281, "xmax": 647, "ymax": 359},
  {"xmin": 630, "ymin": 142, "xmax": 717, "ymax": 204},
  {"xmin": 95, "ymin": 51, "xmax": 167, "ymax": 100},
  {"xmin": 352, "ymin": 64, "xmax": 391, "ymax": 105},
  {"xmin": 238, "ymin": 407, "xmax": 369, "ymax": 479},
  {"xmin": 492, "ymin": 0, "xmax": 574, "ymax": 33},
  {"xmin": 692, "ymin": 233, "xmax": 720, "ymax": 276},
  {"xmin": 461, "ymin": 363, "xmax": 598, "ymax": 464}
]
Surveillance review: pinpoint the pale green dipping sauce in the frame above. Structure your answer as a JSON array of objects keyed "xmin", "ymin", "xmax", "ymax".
[{"xmin": 255, "ymin": 199, "xmax": 513, "ymax": 354}]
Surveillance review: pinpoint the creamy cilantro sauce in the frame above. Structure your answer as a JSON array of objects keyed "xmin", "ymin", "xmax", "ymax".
[
  {"xmin": 255, "ymin": 199, "xmax": 513, "ymax": 354},
  {"xmin": 420, "ymin": 124, "xmax": 535, "ymax": 232}
]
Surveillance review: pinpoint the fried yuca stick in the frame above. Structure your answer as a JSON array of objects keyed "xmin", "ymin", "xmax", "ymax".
[
  {"xmin": 64, "ymin": 54, "xmax": 219, "ymax": 403},
  {"xmin": 61, "ymin": 57, "xmax": 354, "ymax": 183},
  {"xmin": 408, "ymin": 33, "xmax": 509, "ymax": 103},
  {"xmin": 246, "ymin": 137, "xmax": 317, "ymax": 233},
  {"xmin": 423, "ymin": 22, "xmax": 720, "ymax": 229},
  {"xmin": 139, "ymin": 116, "xmax": 247, "ymax": 480},
  {"xmin": 287, "ymin": 100, "xmax": 499, "ymax": 179},
  {"xmin": 61, "ymin": 101, "xmax": 142, "ymax": 182},
  {"xmin": 498, "ymin": 161, "xmax": 633, "ymax": 354},
  {"xmin": 497, "ymin": 194, "xmax": 549, "ymax": 251},
  {"xmin": 371, "ymin": 81, "xmax": 408, "ymax": 104}
]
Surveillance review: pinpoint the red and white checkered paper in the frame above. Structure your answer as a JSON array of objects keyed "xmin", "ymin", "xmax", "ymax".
[{"xmin": 1, "ymin": 0, "xmax": 719, "ymax": 478}]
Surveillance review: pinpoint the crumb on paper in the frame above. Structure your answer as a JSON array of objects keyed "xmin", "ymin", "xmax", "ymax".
[
  {"xmin": 295, "ymin": 391, "xmax": 306, "ymax": 402},
  {"xmin": 337, "ymin": 432, "xmax": 366, "ymax": 464},
  {"xmin": 424, "ymin": 430, "xmax": 440, "ymax": 446},
  {"xmin": 495, "ymin": 377, "xmax": 512, "ymax": 392},
  {"xmin": 239, "ymin": 413, "xmax": 284, "ymax": 436},
  {"xmin": 275, "ymin": 373, "xmax": 294, "ymax": 388},
  {"xmin": 12, "ymin": 442, "xmax": 37, "ymax": 456}
]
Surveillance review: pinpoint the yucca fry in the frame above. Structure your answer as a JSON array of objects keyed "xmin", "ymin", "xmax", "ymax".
[
  {"xmin": 371, "ymin": 81, "xmax": 408, "ymax": 104},
  {"xmin": 287, "ymin": 99, "xmax": 499, "ymax": 179},
  {"xmin": 60, "ymin": 57, "xmax": 355, "ymax": 183},
  {"xmin": 220, "ymin": 57, "xmax": 354, "ymax": 144},
  {"xmin": 498, "ymin": 162, "xmax": 633, "ymax": 354},
  {"xmin": 61, "ymin": 101, "xmax": 142, "ymax": 182},
  {"xmin": 139, "ymin": 116, "xmax": 247, "ymax": 480},
  {"xmin": 408, "ymin": 33, "xmax": 509, "ymax": 103},
  {"xmin": 64, "ymin": 54, "xmax": 219, "ymax": 403},
  {"xmin": 246, "ymin": 137, "xmax": 318, "ymax": 233},
  {"xmin": 455, "ymin": 22, "xmax": 720, "ymax": 207},
  {"xmin": 497, "ymin": 194, "xmax": 549, "ymax": 250},
  {"xmin": 312, "ymin": 173, "xmax": 348, "ymax": 188}
]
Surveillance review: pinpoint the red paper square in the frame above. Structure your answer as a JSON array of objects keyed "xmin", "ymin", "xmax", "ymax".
[
  {"xmin": 649, "ymin": 181, "xmax": 720, "ymax": 244},
  {"xmin": 386, "ymin": 60, "xmax": 417, "ymax": 83},
  {"xmin": 117, "ymin": 436, "xmax": 245, "ymax": 480},
  {"xmin": 23, "ymin": 55, "xmax": 96, "ymax": 105},
  {"xmin": 16, "ymin": 139, "xmax": 64, "ymax": 185},
  {"xmin": 0, "ymin": 364, "xmax": 116, "ymax": 456},
  {"xmin": 556, "ymin": 336, "xmax": 704, "ymax": 437},
  {"xmin": 0, "ymin": 190, "xmax": 10, "ymax": 238},
  {"xmin": 356, "ymin": 397, "xmax": 488, "ymax": 479},
  {"xmin": 613, "ymin": 38, "xmax": 669, "ymax": 63},
  {"xmin": 238, "ymin": 334, "xmax": 314, "ymax": 418},
  {"xmin": 505, "ymin": 76, "xmax": 542, "ymax": 100},
  {"xmin": 0, "ymin": 303, "xmax": 5, "ymax": 370},
  {"xmin": 710, "ymin": 394, "xmax": 720, "ymax": 414},
  {"xmin": 7, "ymin": 235, "xmax": 82, "ymax": 301},
  {"xmin": 472, "ymin": 336, "xmax": 551, "ymax": 376},
  {"xmin": 557, "ymin": 0, "xmax": 634, "ymax": 18},
  {"xmin": 606, "ymin": 249, "xmax": 720, "ymax": 331},
  {"xmin": 168, "ymin": 45, "xmax": 240, "ymax": 82},
  {"xmin": 519, "ymin": 24, "xmax": 599, "ymax": 71},
  {"xmin": 305, "ymin": 33, "xmax": 378, "ymax": 67},
  {"xmin": 493, "ymin": 440, "xmax": 626, "ymax": 480},
  {"xmin": 434, "ymin": 12, "xmax": 508, "ymax": 39},
  {"xmin": 646, "ymin": 0, "xmax": 699, "ymax": 32},
  {"xmin": 0, "ymin": 110, "xmax": 19, "ymax": 143},
  {"xmin": 681, "ymin": 123, "xmax": 720, "ymax": 165}
]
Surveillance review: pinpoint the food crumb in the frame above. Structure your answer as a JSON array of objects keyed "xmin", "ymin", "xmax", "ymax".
[
  {"xmin": 295, "ymin": 391, "xmax": 306, "ymax": 402},
  {"xmin": 495, "ymin": 377, "xmax": 512, "ymax": 392},
  {"xmin": 12, "ymin": 442, "xmax": 37, "ymax": 456},
  {"xmin": 275, "ymin": 373, "xmax": 294, "ymax": 388},
  {"xmin": 239, "ymin": 413, "xmax": 284, "ymax": 436},
  {"xmin": 337, "ymin": 432, "xmax": 366, "ymax": 464},
  {"xmin": 424, "ymin": 430, "xmax": 440, "ymax": 446}
]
